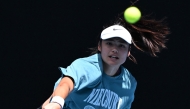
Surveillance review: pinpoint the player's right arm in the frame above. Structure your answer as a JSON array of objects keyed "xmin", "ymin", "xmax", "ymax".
[
  {"xmin": 41, "ymin": 94, "xmax": 52, "ymax": 108},
  {"xmin": 42, "ymin": 76, "xmax": 74, "ymax": 109}
]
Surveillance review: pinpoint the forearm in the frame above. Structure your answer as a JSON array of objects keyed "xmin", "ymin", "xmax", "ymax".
[
  {"xmin": 42, "ymin": 95, "xmax": 52, "ymax": 108},
  {"xmin": 41, "ymin": 77, "xmax": 74, "ymax": 108},
  {"xmin": 52, "ymin": 76, "xmax": 74, "ymax": 99}
]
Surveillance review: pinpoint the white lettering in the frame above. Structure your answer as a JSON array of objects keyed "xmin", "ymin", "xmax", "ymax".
[
  {"xmin": 84, "ymin": 89, "xmax": 121, "ymax": 109},
  {"xmin": 89, "ymin": 89, "xmax": 100, "ymax": 104},
  {"xmin": 111, "ymin": 93, "xmax": 119, "ymax": 109},
  {"xmin": 101, "ymin": 89, "xmax": 108, "ymax": 107},
  {"xmin": 84, "ymin": 89, "xmax": 97, "ymax": 102}
]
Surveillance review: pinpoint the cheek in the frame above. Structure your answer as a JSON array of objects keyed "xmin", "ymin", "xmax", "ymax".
[
  {"xmin": 120, "ymin": 54, "xmax": 128, "ymax": 64},
  {"xmin": 101, "ymin": 45, "xmax": 108, "ymax": 53},
  {"xmin": 100, "ymin": 47, "xmax": 110, "ymax": 60},
  {"xmin": 120, "ymin": 51, "xmax": 129, "ymax": 59},
  {"xmin": 101, "ymin": 48, "xmax": 107, "ymax": 56}
]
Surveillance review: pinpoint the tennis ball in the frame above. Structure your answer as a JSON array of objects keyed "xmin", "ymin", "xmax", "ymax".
[{"xmin": 124, "ymin": 6, "xmax": 141, "ymax": 24}]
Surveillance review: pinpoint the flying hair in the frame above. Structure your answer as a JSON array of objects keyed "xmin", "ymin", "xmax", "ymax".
[
  {"xmin": 130, "ymin": 0, "xmax": 139, "ymax": 6},
  {"xmin": 89, "ymin": 12, "xmax": 170, "ymax": 63}
]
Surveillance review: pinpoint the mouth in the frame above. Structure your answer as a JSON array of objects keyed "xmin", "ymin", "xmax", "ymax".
[{"xmin": 109, "ymin": 55, "xmax": 119, "ymax": 59}]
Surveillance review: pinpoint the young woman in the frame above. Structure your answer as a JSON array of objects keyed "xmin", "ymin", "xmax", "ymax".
[{"xmin": 40, "ymin": 14, "xmax": 170, "ymax": 109}]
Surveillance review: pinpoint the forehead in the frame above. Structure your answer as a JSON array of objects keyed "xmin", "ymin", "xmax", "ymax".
[{"xmin": 104, "ymin": 37, "xmax": 128, "ymax": 44}]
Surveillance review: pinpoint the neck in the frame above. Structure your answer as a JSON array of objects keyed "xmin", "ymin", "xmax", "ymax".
[{"xmin": 103, "ymin": 62, "xmax": 120, "ymax": 76}]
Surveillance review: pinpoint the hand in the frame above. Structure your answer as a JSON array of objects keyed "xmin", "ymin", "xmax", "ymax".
[{"xmin": 43, "ymin": 102, "xmax": 62, "ymax": 109}]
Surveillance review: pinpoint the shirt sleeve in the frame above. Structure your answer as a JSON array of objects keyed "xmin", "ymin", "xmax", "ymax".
[{"xmin": 54, "ymin": 58, "xmax": 102, "ymax": 91}]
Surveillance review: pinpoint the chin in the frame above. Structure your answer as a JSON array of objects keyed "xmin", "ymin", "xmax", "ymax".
[{"xmin": 107, "ymin": 61, "xmax": 122, "ymax": 66}]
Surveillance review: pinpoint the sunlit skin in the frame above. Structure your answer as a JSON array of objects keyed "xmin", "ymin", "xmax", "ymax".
[{"xmin": 98, "ymin": 37, "xmax": 130, "ymax": 76}]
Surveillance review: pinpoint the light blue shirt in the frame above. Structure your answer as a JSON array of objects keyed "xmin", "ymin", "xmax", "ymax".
[{"xmin": 54, "ymin": 53, "xmax": 137, "ymax": 109}]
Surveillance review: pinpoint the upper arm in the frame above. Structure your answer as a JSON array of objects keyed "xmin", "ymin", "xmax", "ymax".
[{"xmin": 59, "ymin": 76, "xmax": 74, "ymax": 92}]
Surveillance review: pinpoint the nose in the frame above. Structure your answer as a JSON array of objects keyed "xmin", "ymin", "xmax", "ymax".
[{"xmin": 112, "ymin": 48, "xmax": 118, "ymax": 53}]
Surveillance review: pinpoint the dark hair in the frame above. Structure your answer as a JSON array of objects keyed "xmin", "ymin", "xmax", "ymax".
[{"xmin": 89, "ymin": 13, "xmax": 170, "ymax": 63}]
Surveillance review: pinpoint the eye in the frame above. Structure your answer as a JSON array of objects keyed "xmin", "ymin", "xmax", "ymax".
[
  {"xmin": 119, "ymin": 44, "xmax": 126, "ymax": 48},
  {"xmin": 106, "ymin": 42, "xmax": 113, "ymax": 45}
]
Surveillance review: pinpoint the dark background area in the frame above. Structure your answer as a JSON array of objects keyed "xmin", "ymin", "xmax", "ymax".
[{"xmin": 1, "ymin": 0, "xmax": 190, "ymax": 109}]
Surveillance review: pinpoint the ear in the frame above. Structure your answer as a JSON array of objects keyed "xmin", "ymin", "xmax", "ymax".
[
  {"xmin": 127, "ymin": 51, "xmax": 131, "ymax": 57},
  {"xmin": 127, "ymin": 45, "xmax": 131, "ymax": 57},
  {"xmin": 98, "ymin": 41, "xmax": 101, "ymax": 52}
]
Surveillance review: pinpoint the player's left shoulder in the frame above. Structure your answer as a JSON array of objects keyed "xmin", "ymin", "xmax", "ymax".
[{"xmin": 121, "ymin": 66, "xmax": 137, "ymax": 83}]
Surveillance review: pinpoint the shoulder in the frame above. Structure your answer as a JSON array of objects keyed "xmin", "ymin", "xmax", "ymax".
[
  {"xmin": 122, "ymin": 67, "xmax": 136, "ymax": 81},
  {"xmin": 120, "ymin": 67, "xmax": 137, "ymax": 89},
  {"xmin": 68, "ymin": 53, "xmax": 102, "ymax": 77},
  {"xmin": 69, "ymin": 54, "xmax": 102, "ymax": 90}
]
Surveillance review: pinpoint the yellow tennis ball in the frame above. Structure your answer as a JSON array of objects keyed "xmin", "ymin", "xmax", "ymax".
[{"xmin": 124, "ymin": 6, "xmax": 141, "ymax": 24}]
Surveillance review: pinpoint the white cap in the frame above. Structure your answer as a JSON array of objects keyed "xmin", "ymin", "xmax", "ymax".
[{"xmin": 100, "ymin": 25, "xmax": 132, "ymax": 44}]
